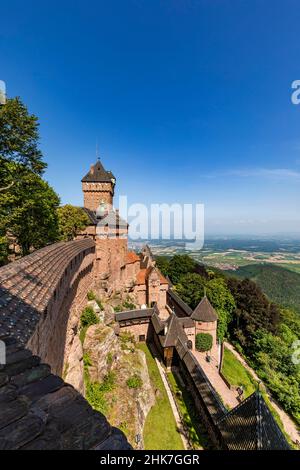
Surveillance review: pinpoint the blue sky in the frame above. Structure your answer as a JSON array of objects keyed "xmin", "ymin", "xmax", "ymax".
[{"xmin": 1, "ymin": 0, "xmax": 300, "ymax": 235}]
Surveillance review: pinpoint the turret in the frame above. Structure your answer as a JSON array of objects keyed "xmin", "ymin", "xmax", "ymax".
[{"xmin": 81, "ymin": 159, "xmax": 116, "ymax": 211}]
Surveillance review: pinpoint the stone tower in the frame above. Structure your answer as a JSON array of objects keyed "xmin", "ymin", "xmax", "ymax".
[
  {"xmin": 81, "ymin": 159, "xmax": 116, "ymax": 211},
  {"xmin": 80, "ymin": 159, "xmax": 128, "ymax": 293}
]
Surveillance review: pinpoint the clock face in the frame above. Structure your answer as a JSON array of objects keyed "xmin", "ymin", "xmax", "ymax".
[{"xmin": 111, "ymin": 178, "xmax": 116, "ymax": 184}]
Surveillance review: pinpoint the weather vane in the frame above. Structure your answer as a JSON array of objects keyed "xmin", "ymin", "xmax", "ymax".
[{"xmin": 96, "ymin": 139, "xmax": 100, "ymax": 161}]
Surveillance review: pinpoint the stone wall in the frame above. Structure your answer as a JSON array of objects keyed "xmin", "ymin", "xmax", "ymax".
[
  {"xmin": 119, "ymin": 321, "xmax": 151, "ymax": 343},
  {"xmin": 82, "ymin": 181, "xmax": 113, "ymax": 211},
  {"xmin": 27, "ymin": 248, "xmax": 96, "ymax": 382},
  {"xmin": 94, "ymin": 236, "xmax": 127, "ymax": 292}
]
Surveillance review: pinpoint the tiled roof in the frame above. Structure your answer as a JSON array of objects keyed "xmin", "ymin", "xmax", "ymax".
[
  {"xmin": 136, "ymin": 268, "xmax": 148, "ymax": 285},
  {"xmin": 82, "ymin": 207, "xmax": 98, "ymax": 225},
  {"xmin": 167, "ymin": 289, "xmax": 193, "ymax": 316},
  {"xmin": 115, "ymin": 308, "xmax": 153, "ymax": 322},
  {"xmin": 83, "ymin": 207, "xmax": 128, "ymax": 229},
  {"xmin": 179, "ymin": 347, "xmax": 227, "ymax": 422},
  {"xmin": 135, "ymin": 267, "xmax": 169, "ymax": 285},
  {"xmin": 81, "ymin": 160, "xmax": 115, "ymax": 183},
  {"xmin": 151, "ymin": 310, "xmax": 165, "ymax": 334},
  {"xmin": 126, "ymin": 251, "xmax": 140, "ymax": 264},
  {"xmin": 191, "ymin": 296, "xmax": 218, "ymax": 322},
  {"xmin": 177, "ymin": 316, "xmax": 194, "ymax": 328},
  {"xmin": 160, "ymin": 313, "xmax": 190, "ymax": 348}
]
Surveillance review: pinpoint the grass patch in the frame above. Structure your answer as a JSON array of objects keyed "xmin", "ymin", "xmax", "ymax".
[
  {"xmin": 79, "ymin": 325, "xmax": 88, "ymax": 345},
  {"xmin": 221, "ymin": 347, "xmax": 256, "ymax": 398},
  {"xmin": 137, "ymin": 343, "xmax": 184, "ymax": 450},
  {"xmin": 126, "ymin": 374, "xmax": 143, "ymax": 389},
  {"xmin": 167, "ymin": 370, "xmax": 212, "ymax": 449}
]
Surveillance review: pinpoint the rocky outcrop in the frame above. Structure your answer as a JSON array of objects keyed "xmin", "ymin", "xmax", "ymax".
[
  {"xmin": 83, "ymin": 323, "xmax": 155, "ymax": 448},
  {"xmin": 83, "ymin": 324, "xmax": 121, "ymax": 382},
  {"xmin": 64, "ymin": 335, "xmax": 84, "ymax": 394},
  {"xmin": 103, "ymin": 303, "xmax": 115, "ymax": 325}
]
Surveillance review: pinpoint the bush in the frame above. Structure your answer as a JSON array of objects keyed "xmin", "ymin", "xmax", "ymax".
[
  {"xmin": 80, "ymin": 306, "xmax": 99, "ymax": 328},
  {"xmin": 126, "ymin": 374, "xmax": 143, "ymax": 389},
  {"xmin": 123, "ymin": 296, "xmax": 136, "ymax": 310},
  {"xmin": 123, "ymin": 300, "xmax": 136, "ymax": 310},
  {"xmin": 85, "ymin": 381, "xmax": 108, "ymax": 415},
  {"xmin": 114, "ymin": 304, "xmax": 123, "ymax": 313},
  {"xmin": 195, "ymin": 333, "xmax": 213, "ymax": 352},
  {"xmin": 87, "ymin": 290, "xmax": 96, "ymax": 301},
  {"xmin": 99, "ymin": 371, "xmax": 116, "ymax": 392},
  {"xmin": 120, "ymin": 331, "xmax": 135, "ymax": 344}
]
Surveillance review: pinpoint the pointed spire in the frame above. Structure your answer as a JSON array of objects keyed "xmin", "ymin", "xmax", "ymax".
[{"xmin": 191, "ymin": 296, "xmax": 218, "ymax": 322}]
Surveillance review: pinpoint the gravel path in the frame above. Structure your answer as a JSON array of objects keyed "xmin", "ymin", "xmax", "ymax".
[{"xmin": 192, "ymin": 350, "xmax": 239, "ymax": 409}]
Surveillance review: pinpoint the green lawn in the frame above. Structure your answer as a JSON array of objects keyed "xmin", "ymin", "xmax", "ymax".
[
  {"xmin": 221, "ymin": 347, "xmax": 256, "ymax": 398},
  {"xmin": 137, "ymin": 343, "xmax": 184, "ymax": 450},
  {"xmin": 167, "ymin": 370, "xmax": 212, "ymax": 449}
]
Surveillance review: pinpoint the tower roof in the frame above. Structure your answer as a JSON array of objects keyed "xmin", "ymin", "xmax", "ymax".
[
  {"xmin": 191, "ymin": 296, "xmax": 218, "ymax": 322},
  {"xmin": 81, "ymin": 160, "xmax": 115, "ymax": 183}
]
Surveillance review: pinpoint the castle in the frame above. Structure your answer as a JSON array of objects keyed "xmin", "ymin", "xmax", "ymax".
[
  {"xmin": 79, "ymin": 160, "xmax": 171, "ymax": 317},
  {"xmin": 78, "ymin": 159, "xmax": 219, "ymax": 360}
]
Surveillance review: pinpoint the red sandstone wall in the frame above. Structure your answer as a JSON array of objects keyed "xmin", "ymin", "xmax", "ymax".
[
  {"xmin": 119, "ymin": 322, "xmax": 150, "ymax": 342},
  {"xmin": 82, "ymin": 182, "xmax": 113, "ymax": 211},
  {"xmin": 27, "ymin": 250, "xmax": 96, "ymax": 377}
]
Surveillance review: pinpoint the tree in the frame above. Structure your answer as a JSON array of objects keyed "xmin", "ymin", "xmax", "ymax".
[
  {"xmin": 227, "ymin": 277, "xmax": 280, "ymax": 350},
  {"xmin": 0, "ymin": 166, "xmax": 60, "ymax": 256},
  {"xmin": 0, "ymin": 97, "xmax": 59, "ymax": 262},
  {"xmin": 176, "ymin": 273, "xmax": 235, "ymax": 341},
  {"xmin": 206, "ymin": 277, "xmax": 236, "ymax": 341},
  {"xmin": 0, "ymin": 97, "xmax": 46, "ymax": 178},
  {"xmin": 168, "ymin": 254, "xmax": 196, "ymax": 284},
  {"xmin": 155, "ymin": 256, "xmax": 170, "ymax": 278},
  {"xmin": 195, "ymin": 333, "xmax": 213, "ymax": 352},
  {"xmin": 175, "ymin": 272, "xmax": 206, "ymax": 309},
  {"xmin": 57, "ymin": 204, "xmax": 90, "ymax": 241}
]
